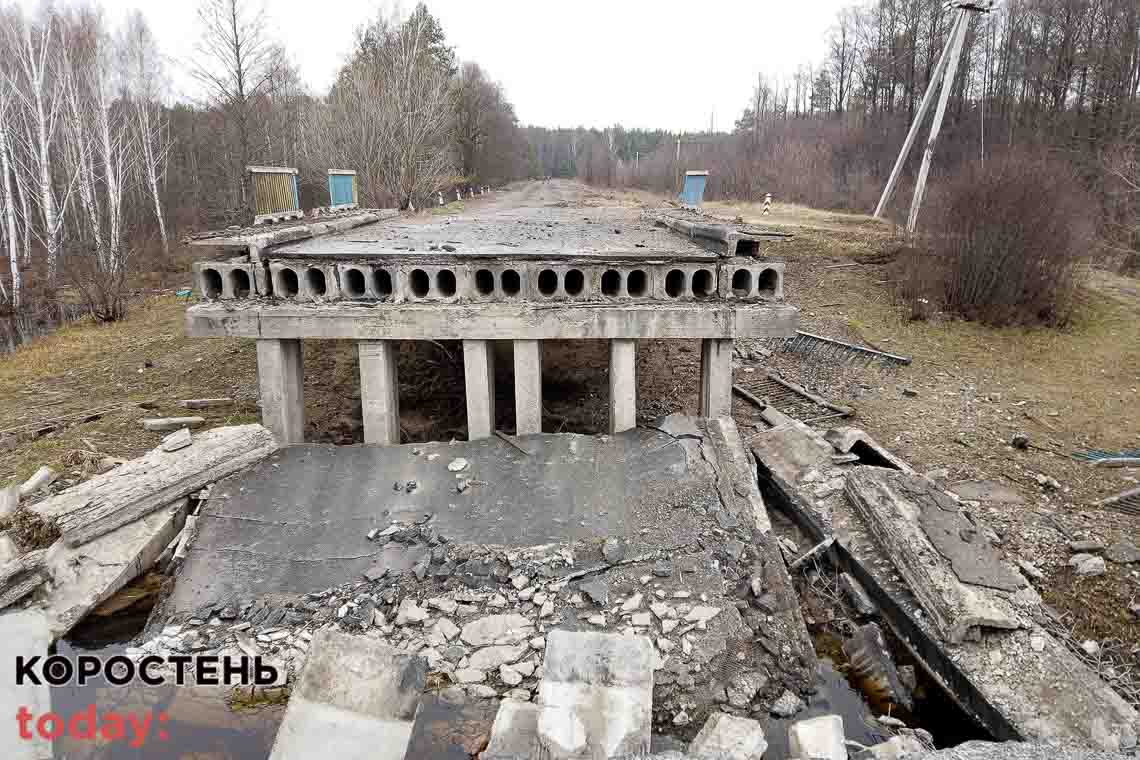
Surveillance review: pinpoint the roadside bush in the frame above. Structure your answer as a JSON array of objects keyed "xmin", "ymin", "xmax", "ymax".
[{"xmin": 896, "ymin": 153, "xmax": 1094, "ymax": 327}]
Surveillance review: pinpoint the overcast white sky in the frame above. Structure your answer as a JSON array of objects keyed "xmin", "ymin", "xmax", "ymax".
[{"xmin": 51, "ymin": 0, "xmax": 851, "ymax": 131}]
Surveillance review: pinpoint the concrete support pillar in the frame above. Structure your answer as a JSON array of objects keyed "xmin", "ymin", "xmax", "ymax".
[
  {"xmin": 257, "ymin": 338, "xmax": 305, "ymax": 444},
  {"xmin": 463, "ymin": 339, "xmax": 496, "ymax": 440},
  {"xmin": 359, "ymin": 341, "xmax": 400, "ymax": 445},
  {"xmin": 513, "ymin": 339, "xmax": 543, "ymax": 435},
  {"xmin": 699, "ymin": 338, "xmax": 733, "ymax": 419},
  {"xmin": 608, "ymin": 338, "xmax": 638, "ymax": 433}
]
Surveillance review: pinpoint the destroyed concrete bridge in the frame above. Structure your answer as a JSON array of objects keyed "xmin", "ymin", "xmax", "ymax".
[{"xmin": 1, "ymin": 181, "xmax": 1136, "ymax": 760}]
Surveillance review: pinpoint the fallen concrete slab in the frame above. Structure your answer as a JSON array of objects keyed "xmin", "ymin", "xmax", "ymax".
[
  {"xmin": 0, "ymin": 609, "xmax": 52, "ymax": 759},
  {"xmin": 32, "ymin": 424, "xmax": 276, "ymax": 546},
  {"xmin": 754, "ymin": 423, "xmax": 1140, "ymax": 750},
  {"xmin": 167, "ymin": 427, "xmax": 715, "ymax": 612},
  {"xmin": 482, "ymin": 700, "xmax": 541, "ymax": 760},
  {"xmin": 845, "ymin": 467, "xmax": 1023, "ymax": 643},
  {"xmin": 688, "ymin": 713, "xmax": 769, "ymax": 759},
  {"xmin": 40, "ymin": 498, "xmax": 187, "ymax": 637},
  {"xmin": 268, "ymin": 630, "xmax": 426, "ymax": 760},
  {"xmin": 537, "ymin": 630, "xmax": 655, "ymax": 758}
]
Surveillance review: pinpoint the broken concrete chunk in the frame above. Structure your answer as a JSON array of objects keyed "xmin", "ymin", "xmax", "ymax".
[
  {"xmin": 0, "ymin": 483, "xmax": 19, "ymax": 518},
  {"xmin": 1105, "ymin": 540, "xmax": 1140, "ymax": 565},
  {"xmin": 1068, "ymin": 539, "xmax": 1105, "ymax": 554},
  {"xmin": 725, "ymin": 670, "xmax": 768, "ymax": 708},
  {"xmin": 19, "ymin": 466, "xmax": 57, "ymax": 498},
  {"xmin": 160, "ymin": 427, "xmax": 193, "ymax": 452},
  {"xmin": 579, "ymin": 579, "xmax": 608, "ymax": 606},
  {"xmin": 447, "ymin": 458, "xmax": 469, "ymax": 472},
  {"xmin": 788, "ymin": 714, "xmax": 846, "ymax": 760},
  {"xmin": 482, "ymin": 700, "xmax": 540, "ymax": 760},
  {"xmin": 268, "ymin": 631, "xmax": 426, "ymax": 760},
  {"xmin": 845, "ymin": 468, "xmax": 1021, "ymax": 643},
  {"xmin": 684, "ymin": 605, "xmax": 721, "ymax": 624},
  {"xmin": 602, "ymin": 537, "xmax": 626, "ymax": 564},
  {"xmin": 853, "ymin": 733, "xmax": 928, "ymax": 759},
  {"xmin": 459, "ymin": 613, "xmax": 534, "ymax": 647},
  {"xmin": 395, "ymin": 599, "xmax": 428, "ymax": 626},
  {"xmin": 142, "ymin": 416, "xmax": 206, "ymax": 432},
  {"xmin": 538, "ymin": 630, "xmax": 654, "ymax": 759},
  {"xmin": 1069, "ymin": 554, "xmax": 1106, "ymax": 577},
  {"xmin": 769, "ymin": 689, "xmax": 805, "ymax": 718},
  {"xmin": 689, "ymin": 713, "xmax": 768, "ymax": 760},
  {"xmin": 0, "ymin": 610, "xmax": 52, "ymax": 760},
  {"xmin": 467, "ymin": 643, "xmax": 528, "ymax": 671}
]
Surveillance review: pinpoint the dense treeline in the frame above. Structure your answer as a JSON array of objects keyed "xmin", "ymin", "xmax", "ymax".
[
  {"xmin": 0, "ymin": 0, "xmax": 531, "ymax": 315},
  {"xmin": 526, "ymin": 0, "xmax": 1140, "ymax": 260}
]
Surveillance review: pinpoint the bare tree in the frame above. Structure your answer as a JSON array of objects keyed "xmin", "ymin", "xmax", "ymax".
[
  {"xmin": 122, "ymin": 11, "xmax": 171, "ymax": 254},
  {"xmin": 303, "ymin": 4, "xmax": 457, "ymax": 209},
  {"xmin": 190, "ymin": 0, "xmax": 279, "ymax": 207},
  {"xmin": 5, "ymin": 9, "xmax": 67, "ymax": 280},
  {"xmin": 0, "ymin": 47, "xmax": 21, "ymax": 306}
]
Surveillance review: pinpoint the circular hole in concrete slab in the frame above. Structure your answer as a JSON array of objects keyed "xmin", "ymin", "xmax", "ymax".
[
  {"xmin": 201, "ymin": 268, "xmax": 223, "ymax": 298},
  {"xmin": 732, "ymin": 268, "xmax": 752, "ymax": 297},
  {"xmin": 538, "ymin": 269, "xmax": 558, "ymax": 296},
  {"xmin": 306, "ymin": 268, "xmax": 327, "ymax": 296},
  {"xmin": 564, "ymin": 269, "xmax": 585, "ymax": 296},
  {"xmin": 601, "ymin": 269, "xmax": 621, "ymax": 296},
  {"xmin": 692, "ymin": 269, "xmax": 715, "ymax": 298},
  {"xmin": 437, "ymin": 269, "xmax": 457, "ymax": 297},
  {"xmin": 757, "ymin": 268, "xmax": 779, "ymax": 296},
  {"xmin": 373, "ymin": 269, "xmax": 392, "ymax": 298},
  {"xmin": 344, "ymin": 268, "xmax": 366, "ymax": 297},
  {"xmin": 475, "ymin": 269, "xmax": 495, "ymax": 295},
  {"xmin": 279, "ymin": 268, "xmax": 299, "ymax": 297},
  {"xmin": 501, "ymin": 269, "xmax": 521, "ymax": 296},
  {"xmin": 627, "ymin": 269, "xmax": 648, "ymax": 297},
  {"xmin": 230, "ymin": 269, "xmax": 251, "ymax": 298},
  {"xmin": 410, "ymin": 269, "xmax": 430, "ymax": 298},
  {"xmin": 665, "ymin": 269, "xmax": 684, "ymax": 298}
]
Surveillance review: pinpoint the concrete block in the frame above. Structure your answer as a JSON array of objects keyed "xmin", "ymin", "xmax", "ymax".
[
  {"xmin": 608, "ymin": 339, "xmax": 637, "ymax": 434},
  {"xmin": 719, "ymin": 260, "xmax": 785, "ymax": 301},
  {"xmin": 656, "ymin": 263, "xmax": 720, "ymax": 301},
  {"xmin": 788, "ymin": 714, "xmax": 846, "ymax": 760},
  {"xmin": 526, "ymin": 263, "xmax": 602, "ymax": 301},
  {"xmin": 257, "ymin": 339, "xmax": 305, "ymax": 444},
  {"xmin": 269, "ymin": 630, "xmax": 426, "ymax": 760},
  {"xmin": 0, "ymin": 609, "xmax": 52, "ymax": 759},
  {"xmin": 160, "ymin": 427, "xmax": 193, "ymax": 452},
  {"xmin": 483, "ymin": 700, "xmax": 540, "ymax": 759},
  {"xmin": 689, "ymin": 713, "xmax": 769, "ymax": 759},
  {"xmin": 513, "ymin": 340, "xmax": 542, "ymax": 435},
  {"xmin": 269, "ymin": 261, "xmax": 340, "ymax": 301},
  {"xmin": 397, "ymin": 264, "xmax": 469, "ymax": 303},
  {"xmin": 699, "ymin": 338, "xmax": 733, "ymax": 419},
  {"xmin": 468, "ymin": 263, "xmax": 529, "ymax": 302},
  {"xmin": 359, "ymin": 341, "xmax": 400, "ymax": 445},
  {"xmin": 194, "ymin": 260, "xmax": 258, "ymax": 300},
  {"xmin": 463, "ymin": 340, "xmax": 496, "ymax": 440},
  {"xmin": 537, "ymin": 630, "xmax": 654, "ymax": 759}
]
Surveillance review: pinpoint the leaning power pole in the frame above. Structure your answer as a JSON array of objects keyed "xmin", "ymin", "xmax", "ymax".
[{"xmin": 874, "ymin": 1, "xmax": 995, "ymax": 233}]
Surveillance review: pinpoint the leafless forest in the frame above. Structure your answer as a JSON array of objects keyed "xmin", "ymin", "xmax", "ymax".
[{"xmin": 1, "ymin": 0, "xmax": 1138, "ymax": 321}]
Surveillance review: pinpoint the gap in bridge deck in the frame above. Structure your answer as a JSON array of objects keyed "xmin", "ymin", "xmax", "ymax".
[{"xmin": 297, "ymin": 337, "xmax": 704, "ymax": 444}]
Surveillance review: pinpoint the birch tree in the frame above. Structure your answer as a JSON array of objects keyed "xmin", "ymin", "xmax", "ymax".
[
  {"xmin": 6, "ymin": 10, "xmax": 67, "ymax": 281},
  {"xmin": 122, "ymin": 11, "xmax": 171, "ymax": 255},
  {"xmin": 0, "ymin": 62, "xmax": 20, "ymax": 306}
]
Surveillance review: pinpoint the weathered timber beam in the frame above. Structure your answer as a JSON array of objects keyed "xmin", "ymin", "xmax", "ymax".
[{"xmin": 185, "ymin": 302, "xmax": 799, "ymax": 341}]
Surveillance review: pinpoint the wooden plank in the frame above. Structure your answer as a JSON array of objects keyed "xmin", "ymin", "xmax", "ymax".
[
  {"xmin": 0, "ymin": 549, "xmax": 47, "ymax": 588},
  {"xmin": 186, "ymin": 302, "xmax": 799, "ymax": 341},
  {"xmin": 845, "ymin": 467, "xmax": 1021, "ymax": 644},
  {"xmin": 32, "ymin": 425, "xmax": 277, "ymax": 547},
  {"xmin": 0, "ymin": 573, "xmax": 46, "ymax": 610}
]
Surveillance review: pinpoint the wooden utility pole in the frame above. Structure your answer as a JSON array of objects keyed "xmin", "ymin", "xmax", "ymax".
[{"xmin": 873, "ymin": 2, "xmax": 994, "ymax": 232}]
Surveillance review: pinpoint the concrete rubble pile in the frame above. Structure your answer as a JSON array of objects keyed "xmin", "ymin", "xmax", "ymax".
[{"xmin": 751, "ymin": 415, "xmax": 1140, "ymax": 754}]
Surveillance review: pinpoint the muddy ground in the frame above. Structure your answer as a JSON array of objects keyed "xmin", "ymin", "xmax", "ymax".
[{"xmin": 1, "ymin": 179, "xmax": 1137, "ymax": 682}]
